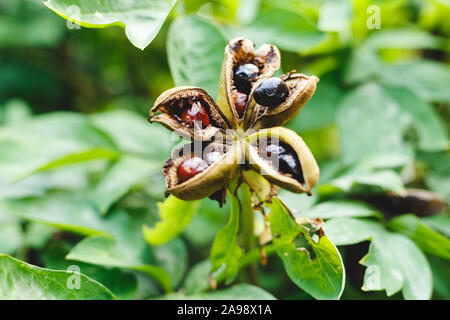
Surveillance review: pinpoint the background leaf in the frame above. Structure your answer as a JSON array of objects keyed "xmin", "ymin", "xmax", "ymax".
[
  {"xmin": 167, "ymin": 15, "xmax": 226, "ymax": 99},
  {"xmin": 269, "ymin": 198, "xmax": 345, "ymax": 300},
  {"xmin": 325, "ymin": 218, "xmax": 433, "ymax": 299},
  {"xmin": 45, "ymin": 0, "xmax": 177, "ymax": 50},
  {"xmin": 210, "ymin": 191, "xmax": 242, "ymax": 284},
  {"xmin": 143, "ymin": 196, "xmax": 200, "ymax": 245},
  {"xmin": 0, "ymin": 254, "xmax": 116, "ymax": 300}
]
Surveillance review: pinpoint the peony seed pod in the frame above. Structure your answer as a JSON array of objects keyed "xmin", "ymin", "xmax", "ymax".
[
  {"xmin": 246, "ymin": 127, "xmax": 319, "ymax": 194},
  {"xmin": 162, "ymin": 141, "xmax": 242, "ymax": 201},
  {"xmin": 217, "ymin": 38, "xmax": 281, "ymax": 128}
]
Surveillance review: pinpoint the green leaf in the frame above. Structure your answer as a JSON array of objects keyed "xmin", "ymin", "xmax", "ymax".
[
  {"xmin": 66, "ymin": 236, "xmax": 173, "ymax": 292},
  {"xmin": 233, "ymin": 8, "xmax": 325, "ymax": 53},
  {"xmin": 388, "ymin": 214, "xmax": 450, "ymax": 260},
  {"xmin": 365, "ymin": 29, "xmax": 444, "ymax": 50},
  {"xmin": 423, "ymin": 214, "xmax": 450, "ymax": 238},
  {"xmin": 324, "ymin": 218, "xmax": 432, "ymax": 299},
  {"xmin": 0, "ymin": 254, "xmax": 116, "ymax": 300},
  {"xmin": 268, "ymin": 198, "xmax": 345, "ymax": 300},
  {"xmin": 90, "ymin": 109, "xmax": 173, "ymax": 159},
  {"xmin": 320, "ymin": 170, "xmax": 405, "ymax": 196},
  {"xmin": 383, "ymin": 86, "xmax": 448, "ymax": 151},
  {"xmin": 343, "ymin": 45, "xmax": 381, "ymax": 85},
  {"xmin": 378, "ymin": 60, "xmax": 450, "ymax": 103},
  {"xmin": 45, "ymin": 0, "xmax": 177, "ymax": 50},
  {"xmin": 167, "ymin": 15, "xmax": 226, "ymax": 99},
  {"xmin": 0, "ymin": 193, "xmax": 111, "ymax": 237},
  {"xmin": 92, "ymin": 155, "xmax": 160, "ymax": 214},
  {"xmin": 301, "ymin": 200, "xmax": 381, "ymax": 220},
  {"xmin": 183, "ymin": 197, "xmax": 229, "ymax": 247},
  {"xmin": 317, "ymin": 0, "xmax": 351, "ymax": 32},
  {"xmin": 0, "ymin": 214, "xmax": 23, "ymax": 254},
  {"xmin": 11, "ymin": 148, "xmax": 120, "ymax": 183},
  {"xmin": 0, "ymin": 112, "xmax": 117, "ymax": 181},
  {"xmin": 336, "ymin": 83, "xmax": 410, "ymax": 165},
  {"xmin": 287, "ymin": 74, "xmax": 342, "ymax": 132},
  {"xmin": 143, "ymin": 196, "xmax": 200, "ymax": 245},
  {"xmin": 24, "ymin": 223, "xmax": 57, "ymax": 250},
  {"xmin": 41, "ymin": 241, "xmax": 137, "ymax": 300},
  {"xmin": 183, "ymin": 259, "xmax": 212, "ymax": 295},
  {"xmin": 210, "ymin": 191, "xmax": 242, "ymax": 284},
  {"xmin": 159, "ymin": 284, "xmax": 276, "ymax": 300},
  {"xmin": 0, "ymin": 99, "xmax": 32, "ymax": 125}
]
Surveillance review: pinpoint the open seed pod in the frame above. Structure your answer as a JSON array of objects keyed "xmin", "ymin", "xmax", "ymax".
[
  {"xmin": 162, "ymin": 140, "xmax": 242, "ymax": 201},
  {"xmin": 216, "ymin": 37, "xmax": 281, "ymax": 128},
  {"xmin": 250, "ymin": 73, "xmax": 319, "ymax": 130},
  {"xmin": 149, "ymin": 86, "xmax": 231, "ymax": 141},
  {"xmin": 246, "ymin": 127, "xmax": 319, "ymax": 194}
]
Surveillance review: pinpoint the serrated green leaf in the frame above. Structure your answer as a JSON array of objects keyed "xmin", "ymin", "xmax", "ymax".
[
  {"xmin": 0, "ymin": 254, "xmax": 116, "ymax": 300},
  {"xmin": 143, "ymin": 196, "xmax": 200, "ymax": 245},
  {"xmin": 268, "ymin": 198, "xmax": 345, "ymax": 300},
  {"xmin": 167, "ymin": 15, "xmax": 226, "ymax": 99},
  {"xmin": 388, "ymin": 214, "xmax": 450, "ymax": 260},
  {"xmin": 45, "ymin": 0, "xmax": 177, "ymax": 50},
  {"xmin": 210, "ymin": 191, "xmax": 242, "ymax": 284}
]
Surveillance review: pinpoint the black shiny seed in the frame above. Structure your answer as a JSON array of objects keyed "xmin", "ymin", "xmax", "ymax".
[
  {"xmin": 262, "ymin": 142, "xmax": 304, "ymax": 183},
  {"xmin": 253, "ymin": 77, "xmax": 289, "ymax": 108},
  {"xmin": 234, "ymin": 63, "xmax": 259, "ymax": 94}
]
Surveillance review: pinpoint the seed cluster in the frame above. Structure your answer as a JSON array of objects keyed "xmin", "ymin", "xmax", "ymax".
[{"xmin": 149, "ymin": 37, "xmax": 319, "ymax": 201}]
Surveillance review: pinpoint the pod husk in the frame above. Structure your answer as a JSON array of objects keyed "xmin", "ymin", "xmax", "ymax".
[
  {"xmin": 149, "ymin": 86, "xmax": 231, "ymax": 141},
  {"xmin": 250, "ymin": 73, "xmax": 319, "ymax": 130},
  {"xmin": 246, "ymin": 127, "xmax": 319, "ymax": 194},
  {"xmin": 163, "ymin": 141, "xmax": 242, "ymax": 201},
  {"xmin": 216, "ymin": 37, "xmax": 281, "ymax": 128}
]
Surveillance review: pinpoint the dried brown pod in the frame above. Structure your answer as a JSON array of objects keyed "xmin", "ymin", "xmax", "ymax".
[
  {"xmin": 217, "ymin": 38, "xmax": 281, "ymax": 128},
  {"xmin": 162, "ymin": 141, "xmax": 242, "ymax": 201},
  {"xmin": 250, "ymin": 72, "xmax": 319, "ymax": 130},
  {"xmin": 246, "ymin": 127, "xmax": 319, "ymax": 194},
  {"xmin": 149, "ymin": 86, "xmax": 231, "ymax": 141}
]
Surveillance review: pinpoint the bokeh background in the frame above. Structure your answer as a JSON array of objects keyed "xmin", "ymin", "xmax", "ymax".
[{"xmin": 0, "ymin": 0, "xmax": 448, "ymax": 300}]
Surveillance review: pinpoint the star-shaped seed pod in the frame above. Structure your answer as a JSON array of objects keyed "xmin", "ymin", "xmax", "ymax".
[{"xmin": 148, "ymin": 37, "xmax": 320, "ymax": 205}]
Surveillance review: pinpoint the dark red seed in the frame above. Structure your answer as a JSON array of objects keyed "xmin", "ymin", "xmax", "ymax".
[
  {"xmin": 234, "ymin": 91, "xmax": 248, "ymax": 118},
  {"xmin": 181, "ymin": 101, "xmax": 210, "ymax": 127},
  {"xmin": 177, "ymin": 156, "xmax": 208, "ymax": 183}
]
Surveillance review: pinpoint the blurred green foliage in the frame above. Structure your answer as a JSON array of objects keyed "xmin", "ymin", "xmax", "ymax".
[{"xmin": 0, "ymin": 0, "xmax": 449, "ymax": 300}]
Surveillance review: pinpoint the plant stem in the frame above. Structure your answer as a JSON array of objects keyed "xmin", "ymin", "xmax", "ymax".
[{"xmin": 239, "ymin": 181, "xmax": 258, "ymax": 284}]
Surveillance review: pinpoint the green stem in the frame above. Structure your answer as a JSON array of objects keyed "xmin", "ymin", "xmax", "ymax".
[{"xmin": 239, "ymin": 181, "xmax": 258, "ymax": 284}]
